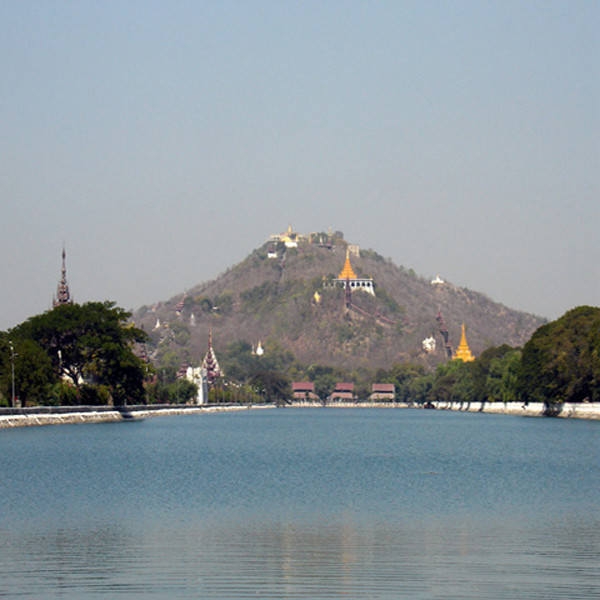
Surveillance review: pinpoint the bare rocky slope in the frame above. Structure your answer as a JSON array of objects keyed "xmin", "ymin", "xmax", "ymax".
[{"xmin": 133, "ymin": 238, "xmax": 546, "ymax": 373}]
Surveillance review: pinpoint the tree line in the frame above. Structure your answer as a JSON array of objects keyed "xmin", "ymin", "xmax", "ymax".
[
  {"xmin": 232, "ymin": 306, "xmax": 599, "ymax": 406},
  {"xmin": 0, "ymin": 304, "xmax": 598, "ymax": 408}
]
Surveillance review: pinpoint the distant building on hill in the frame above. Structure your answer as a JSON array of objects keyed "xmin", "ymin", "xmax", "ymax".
[
  {"xmin": 347, "ymin": 244, "xmax": 360, "ymax": 258},
  {"xmin": 328, "ymin": 249, "xmax": 375, "ymax": 296},
  {"xmin": 268, "ymin": 223, "xmax": 308, "ymax": 248},
  {"xmin": 422, "ymin": 335, "xmax": 436, "ymax": 353}
]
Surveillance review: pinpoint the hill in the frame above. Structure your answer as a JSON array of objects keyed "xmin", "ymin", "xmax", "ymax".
[{"xmin": 133, "ymin": 233, "xmax": 545, "ymax": 375}]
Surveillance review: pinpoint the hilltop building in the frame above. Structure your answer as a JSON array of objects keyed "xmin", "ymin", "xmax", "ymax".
[
  {"xmin": 268, "ymin": 224, "xmax": 308, "ymax": 248},
  {"xmin": 454, "ymin": 323, "xmax": 475, "ymax": 362},
  {"xmin": 53, "ymin": 247, "xmax": 72, "ymax": 307},
  {"xmin": 347, "ymin": 244, "xmax": 360, "ymax": 258}
]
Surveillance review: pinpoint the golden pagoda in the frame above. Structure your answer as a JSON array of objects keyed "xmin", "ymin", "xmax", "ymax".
[
  {"xmin": 330, "ymin": 247, "xmax": 375, "ymax": 296},
  {"xmin": 338, "ymin": 249, "xmax": 357, "ymax": 280},
  {"xmin": 454, "ymin": 323, "xmax": 475, "ymax": 362}
]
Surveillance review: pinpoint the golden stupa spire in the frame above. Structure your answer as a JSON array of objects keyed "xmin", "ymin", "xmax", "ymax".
[
  {"xmin": 338, "ymin": 248, "xmax": 357, "ymax": 280},
  {"xmin": 454, "ymin": 323, "xmax": 475, "ymax": 362}
]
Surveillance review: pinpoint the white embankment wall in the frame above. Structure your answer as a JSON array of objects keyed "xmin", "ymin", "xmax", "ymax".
[
  {"xmin": 432, "ymin": 401, "xmax": 600, "ymax": 420},
  {"xmin": 1, "ymin": 402, "xmax": 599, "ymax": 428}
]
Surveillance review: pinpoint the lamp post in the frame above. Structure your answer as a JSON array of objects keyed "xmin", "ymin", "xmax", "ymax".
[{"xmin": 9, "ymin": 341, "xmax": 16, "ymax": 408}]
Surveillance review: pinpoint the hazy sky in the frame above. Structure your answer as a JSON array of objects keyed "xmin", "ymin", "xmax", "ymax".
[{"xmin": 1, "ymin": 1, "xmax": 598, "ymax": 331}]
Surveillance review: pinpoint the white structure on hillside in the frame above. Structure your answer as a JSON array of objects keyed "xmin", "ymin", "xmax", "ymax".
[{"xmin": 422, "ymin": 335, "xmax": 436, "ymax": 353}]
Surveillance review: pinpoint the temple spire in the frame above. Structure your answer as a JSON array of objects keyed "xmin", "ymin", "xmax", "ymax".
[
  {"xmin": 202, "ymin": 328, "xmax": 222, "ymax": 386},
  {"xmin": 53, "ymin": 246, "xmax": 72, "ymax": 307},
  {"xmin": 338, "ymin": 248, "xmax": 357, "ymax": 280},
  {"xmin": 454, "ymin": 323, "xmax": 475, "ymax": 362}
]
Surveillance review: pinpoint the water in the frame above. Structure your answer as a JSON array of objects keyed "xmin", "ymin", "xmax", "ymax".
[{"xmin": 0, "ymin": 408, "xmax": 598, "ymax": 599}]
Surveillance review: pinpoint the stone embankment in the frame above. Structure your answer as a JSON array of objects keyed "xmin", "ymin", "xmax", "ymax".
[
  {"xmin": 1, "ymin": 401, "xmax": 599, "ymax": 428},
  {"xmin": 432, "ymin": 401, "xmax": 600, "ymax": 420},
  {"xmin": 292, "ymin": 400, "xmax": 600, "ymax": 419},
  {"xmin": 0, "ymin": 404, "xmax": 272, "ymax": 429}
]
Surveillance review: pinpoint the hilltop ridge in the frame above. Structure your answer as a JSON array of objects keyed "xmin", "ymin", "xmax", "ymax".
[{"xmin": 133, "ymin": 230, "xmax": 545, "ymax": 374}]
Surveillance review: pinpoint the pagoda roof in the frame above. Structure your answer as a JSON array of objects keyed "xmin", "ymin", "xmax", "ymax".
[
  {"xmin": 454, "ymin": 323, "xmax": 475, "ymax": 362},
  {"xmin": 338, "ymin": 249, "xmax": 357, "ymax": 280}
]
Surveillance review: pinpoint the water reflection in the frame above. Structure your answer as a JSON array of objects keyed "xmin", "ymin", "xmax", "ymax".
[{"xmin": 3, "ymin": 512, "xmax": 597, "ymax": 599}]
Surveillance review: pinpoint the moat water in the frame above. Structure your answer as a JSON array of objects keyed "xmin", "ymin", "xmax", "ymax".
[{"xmin": 0, "ymin": 408, "xmax": 598, "ymax": 599}]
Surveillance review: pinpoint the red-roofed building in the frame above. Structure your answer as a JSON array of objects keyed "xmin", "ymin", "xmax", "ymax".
[
  {"xmin": 292, "ymin": 382, "xmax": 319, "ymax": 402},
  {"xmin": 330, "ymin": 382, "xmax": 355, "ymax": 402},
  {"xmin": 369, "ymin": 383, "xmax": 396, "ymax": 402}
]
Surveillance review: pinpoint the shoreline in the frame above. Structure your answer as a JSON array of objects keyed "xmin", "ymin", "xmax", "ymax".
[
  {"xmin": 0, "ymin": 404, "xmax": 273, "ymax": 429},
  {"xmin": 431, "ymin": 400, "xmax": 600, "ymax": 420},
  {"xmin": 295, "ymin": 400, "xmax": 600, "ymax": 420},
  {"xmin": 1, "ymin": 401, "xmax": 599, "ymax": 429}
]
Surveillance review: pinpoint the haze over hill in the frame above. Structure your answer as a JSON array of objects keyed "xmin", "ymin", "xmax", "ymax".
[{"xmin": 133, "ymin": 230, "xmax": 545, "ymax": 374}]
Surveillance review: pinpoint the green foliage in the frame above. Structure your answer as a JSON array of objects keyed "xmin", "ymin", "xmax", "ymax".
[
  {"xmin": 220, "ymin": 339, "xmax": 296, "ymax": 383},
  {"xmin": 10, "ymin": 302, "xmax": 148, "ymax": 406},
  {"xmin": 468, "ymin": 344, "xmax": 515, "ymax": 401},
  {"xmin": 170, "ymin": 321, "xmax": 190, "ymax": 346},
  {"xmin": 374, "ymin": 286, "xmax": 404, "ymax": 315},
  {"xmin": 0, "ymin": 337, "xmax": 55, "ymax": 406},
  {"xmin": 249, "ymin": 371, "xmax": 293, "ymax": 406},
  {"xmin": 146, "ymin": 378, "xmax": 198, "ymax": 404},
  {"xmin": 518, "ymin": 306, "xmax": 600, "ymax": 403},
  {"xmin": 360, "ymin": 249, "xmax": 386, "ymax": 263},
  {"xmin": 213, "ymin": 291, "xmax": 233, "ymax": 315},
  {"xmin": 429, "ymin": 360, "xmax": 475, "ymax": 403},
  {"xmin": 240, "ymin": 281, "xmax": 280, "ymax": 310},
  {"xmin": 196, "ymin": 297, "xmax": 213, "ymax": 313},
  {"xmin": 48, "ymin": 381, "xmax": 80, "ymax": 406},
  {"xmin": 379, "ymin": 362, "xmax": 426, "ymax": 402},
  {"xmin": 307, "ymin": 364, "xmax": 341, "ymax": 400},
  {"xmin": 79, "ymin": 384, "xmax": 112, "ymax": 406}
]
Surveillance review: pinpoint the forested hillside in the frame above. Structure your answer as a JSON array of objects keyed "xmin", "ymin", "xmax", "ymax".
[{"xmin": 133, "ymin": 234, "xmax": 545, "ymax": 376}]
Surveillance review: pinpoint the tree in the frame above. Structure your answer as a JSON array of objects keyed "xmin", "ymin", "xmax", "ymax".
[
  {"xmin": 429, "ymin": 360, "xmax": 475, "ymax": 404},
  {"xmin": 469, "ymin": 345, "xmax": 514, "ymax": 401},
  {"xmin": 249, "ymin": 371, "xmax": 292, "ymax": 406},
  {"xmin": 13, "ymin": 302, "xmax": 148, "ymax": 405},
  {"xmin": 0, "ymin": 336, "xmax": 56, "ymax": 406},
  {"xmin": 384, "ymin": 362, "xmax": 426, "ymax": 402},
  {"xmin": 518, "ymin": 306, "xmax": 600, "ymax": 404}
]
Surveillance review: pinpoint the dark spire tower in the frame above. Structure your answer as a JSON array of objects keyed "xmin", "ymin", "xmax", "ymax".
[
  {"xmin": 202, "ymin": 328, "xmax": 222, "ymax": 387},
  {"xmin": 53, "ymin": 247, "xmax": 72, "ymax": 307}
]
